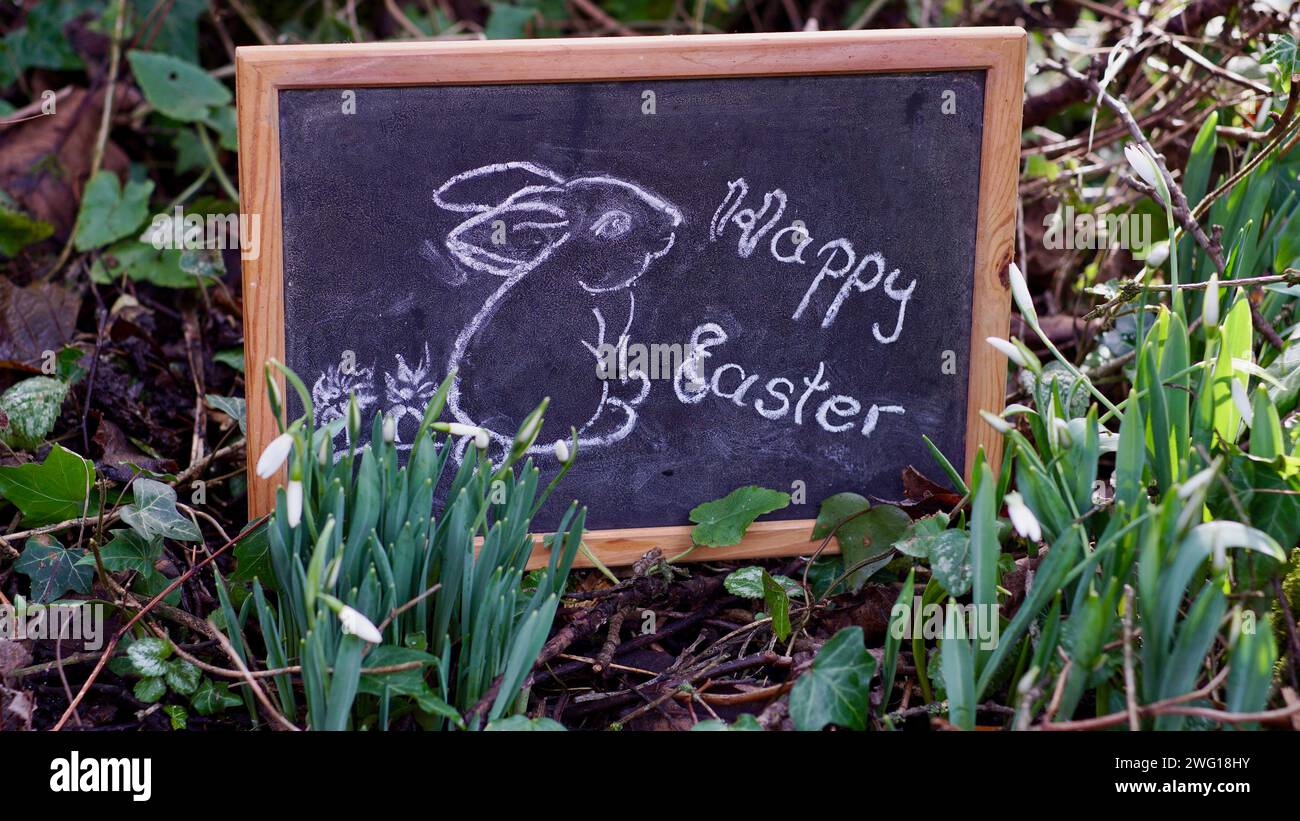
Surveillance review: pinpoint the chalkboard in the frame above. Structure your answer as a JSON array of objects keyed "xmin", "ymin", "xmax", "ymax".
[{"xmin": 238, "ymin": 31, "xmax": 1024, "ymax": 564}]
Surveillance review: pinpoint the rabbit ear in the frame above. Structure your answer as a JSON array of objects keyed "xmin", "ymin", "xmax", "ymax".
[
  {"xmin": 433, "ymin": 162, "xmax": 565, "ymax": 214},
  {"xmin": 445, "ymin": 195, "xmax": 571, "ymax": 277}
]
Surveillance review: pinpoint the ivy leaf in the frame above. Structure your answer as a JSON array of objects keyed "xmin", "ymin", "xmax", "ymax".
[
  {"xmin": 356, "ymin": 646, "xmax": 453, "ymax": 720},
  {"xmin": 1259, "ymin": 33, "xmax": 1298, "ymax": 75},
  {"xmin": 0, "ymin": 444, "xmax": 97, "ymax": 525},
  {"xmin": 120, "ymin": 478, "xmax": 201, "ymax": 542},
  {"xmin": 929, "ymin": 530, "xmax": 974, "ymax": 596},
  {"xmin": 723, "ymin": 566, "xmax": 797, "ymax": 598},
  {"xmin": 690, "ymin": 486, "xmax": 791, "ymax": 547},
  {"xmin": 89, "ymin": 528, "xmax": 164, "ymax": 576},
  {"xmin": 14, "ymin": 534, "xmax": 93, "ymax": 603},
  {"xmin": 127, "ymin": 50, "xmax": 232, "ymax": 122},
  {"xmin": 73, "ymin": 171, "xmax": 154, "ymax": 251},
  {"xmin": 895, "ymin": 512, "xmax": 951, "ymax": 558},
  {"xmin": 126, "ymin": 637, "xmax": 173, "ymax": 678},
  {"xmin": 0, "ymin": 376, "xmax": 68, "ymax": 449},
  {"xmin": 134, "ymin": 676, "xmax": 166, "ymax": 703},
  {"xmin": 789, "ymin": 626, "xmax": 876, "ymax": 731},
  {"xmin": 230, "ymin": 521, "xmax": 274, "ymax": 588},
  {"xmin": 192, "ymin": 678, "xmax": 242, "ymax": 715},
  {"xmin": 205, "ymin": 394, "xmax": 246, "ymax": 434},
  {"xmin": 484, "ymin": 2, "xmax": 538, "ymax": 39},
  {"xmin": 130, "ymin": 0, "xmax": 205, "ymax": 62},
  {"xmin": 164, "ymin": 659, "xmax": 201, "ymax": 696}
]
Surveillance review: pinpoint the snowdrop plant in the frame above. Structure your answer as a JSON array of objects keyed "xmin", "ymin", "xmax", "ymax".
[{"xmin": 229, "ymin": 361, "xmax": 584, "ymax": 730}]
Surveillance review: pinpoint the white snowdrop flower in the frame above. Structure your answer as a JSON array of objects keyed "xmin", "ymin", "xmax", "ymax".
[
  {"xmin": 381, "ymin": 414, "xmax": 397, "ymax": 443},
  {"xmin": 441, "ymin": 422, "xmax": 485, "ymax": 438},
  {"xmin": 1144, "ymin": 240, "xmax": 1169, "ymax": 269},
  {"xmin": 256, "ymin": 432, "xmax": 294, "ymax": 479},
  {"xmin": 1231, "ymin": 380, "xmax": 1254, "ymax": 428},
  {"xmin": 1005, "ymin": 492, "xmax": 1042, "ymax": 543},
  {"xmin": 1008, "ymin": 262, "xmax": 1038, "ymax": 329},
  {"xmin": 338, "ymin": 605, "xmax": 383, "ymax": 644},
  {"xmin": 554, "ymin": 439, "xmax": 571, "ymax": 463},
  {"xmin": 1097, "ymin": 429, "xmax": 1120, "ymax": 453},
  {"xmin": 986, "ymin": 337, "xmax": 1028, "ymax": 368},
  {"xmin": 1178, "ymin": 466, "xmax": 1217, "ymax": 500},
  {"xmin": 980, "ymin": 410, "xmax": 1013, "ymax": 434},
  {"xmin": 1124, "ymin": 143, "xmax": 1162, "ymax": 196},
  {"xmin": 286, "ymin": 479, "xmax": 303, "ymax": 529},
  {"xmin": 1203, "ymin": 273, "xmax": 1220, "ymax": 328},
  {"xmin": 474, "ymin": 428, "xmax": 489, "ymax": 450}
]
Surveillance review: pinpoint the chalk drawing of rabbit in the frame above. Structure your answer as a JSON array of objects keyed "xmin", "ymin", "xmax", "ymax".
[{"xmin": 432, "ymin": 161, "xmax": 683, "ymax": 460}]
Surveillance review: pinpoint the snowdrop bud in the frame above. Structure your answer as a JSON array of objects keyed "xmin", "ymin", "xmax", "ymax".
[
  {"xmin": 382, "ymin": 414, "xmax": 397, "ymax": 444},
  {"xmin": 256, "ymin": 432, "xmax": 294, "ymax": 479},
  {"xmin": 316, "ymin": 435, "xmax": 330, "ymax": 466},
  {"xmin": 1053, "ymin": 417, "xmax": 1073, "ymax": 447},
  {"xmin": 1144, "ymin": 240, "xmax": 1169, "ymax": 269},
  {"xmin": 1005, "ymin": 492, "xmax": 1042, "ymax": 543},
  {"xmin": 1008, "ymin": 263, "xmax": 1038, "ymax": 329},
  {"xmin": 438, "ymin": 422, "xmax": 484, "ymax": 438},
  {"xmin": 347, "ymin": 392, "xmax": 361, "ymax": 441},
  {"xmin": 1231, "ymin": 380, "xmax": 1254, "ymax": 428},
  {"xmin": 980, "ymin": 410, "xmax": 1014, "ymax": 434},
  {"xmin": 1124, "ymin": 143, "xmax": 1162, "ymax": 197},
  {"xmin": 1016, "ymin": 666, "xmax": 1040, "ymax": 697},
  {"xmin": 338, "ymin": 605, "xmax": 383, "ymax": 644},
  {"xmin": 986, "ymin": 337, "xmax": 1027, "ymax": 368},
  {"xmin": 474, "ymin": 428, "xmax": 489, "ymax": 450},
  {"xmin": 286, "ymin": 479, "xmax": 303, "ymax": 529},
  {"xmin": 267, "ymin": 376, "xmax": 283, "ymax": 411},
  {"xmin": 1203, "ymin": 273, "xmax": 1220, "ymax": 328},
  {"xmin": 554, "ymin": 439, "xmax": 571, "ymax": 464}
]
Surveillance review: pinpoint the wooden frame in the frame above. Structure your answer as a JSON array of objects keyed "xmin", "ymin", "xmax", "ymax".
[{"xmin": 236, "ymin": 28, "xmax": 1024, "ymax": 570}]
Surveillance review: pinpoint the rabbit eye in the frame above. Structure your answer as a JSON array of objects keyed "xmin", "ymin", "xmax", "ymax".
[{"xmin": 590, "ymin": 210, "xmax": 633, "ymax": 239}]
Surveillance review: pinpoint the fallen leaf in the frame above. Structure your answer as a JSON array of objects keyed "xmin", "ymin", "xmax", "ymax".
[{"xmin": 0, "ymin": 279, "xmax": 81, "ymax": 369}]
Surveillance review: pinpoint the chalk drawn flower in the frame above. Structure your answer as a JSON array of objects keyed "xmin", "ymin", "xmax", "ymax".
[
  {"xmin": 312, "ymin": 363, "xmax": 377, "ymax": 435},
  {"xmin": 383, "ymin": 345, "xmax": 435, "ymax": 444}
]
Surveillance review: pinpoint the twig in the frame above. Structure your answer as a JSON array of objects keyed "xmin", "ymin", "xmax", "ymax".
[
  {"xmin": 207, "ymin": 619, "xmax": 300, "ymax": 731},
  {"xmin": 1121, "ymin": 585, "xmax": 1140, "ymax": 731}
]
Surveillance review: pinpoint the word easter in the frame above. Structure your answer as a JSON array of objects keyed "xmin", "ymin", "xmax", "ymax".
[
  {"xmin": 674, "ymin": 322, "xmax": 905, "ymax": 436},
  {"xmin": 709, "ymin": 177, "xmax": 917, "ymax": 341}
]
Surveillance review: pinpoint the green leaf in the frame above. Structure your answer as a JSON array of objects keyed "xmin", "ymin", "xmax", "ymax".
[
  {"xmin": 205, "ymin": 394, "xmax": 246, "ymax": 434},
  {"xmin": 879, "ymin": 568, "xmax": 915, "ymax": 716},
  {"xmin": 927, "ymin": 530, "xmax": 973, "ymax": 596},
  {"xmin": 0, "ymin": 205, "xmax": 54, "ymax": 257},
  {"xmin": 130, "ymin": 0, "xmax": 205, "ymax": 62},
  {"xmin": 121, "ymin": 477, "xmax": 201, "ymax": 542},
  {"xmin": 1259, "ymin": 33, "xmax": 1298, "ymax": 75},
  {"xmin": 230, "ymin": 521, "xmax": 274, "ymax": 588},
  {"xmin": 127, "ymin": 50, "xmax": 231, "ymax": 122},
  {"xmin": 15, "ymin": 534, "xmax": 93, "ymax": 603},
  {"xmin": 127, "ymin": 637, "xmax": 173, "ymax": 678},
  {"xmin": 894, "ymin": 512, "xmax": 950, "ymax": 558},
  {"xmin": 164, "ymin": 659, "xmax": 201, "ymax": 696},
  {"xmin": 941, "ymin": 603, "xmax": 976, "ymax": 730},
  {"xmin": 73, "ymin": 170, "xmax": 153, "ymax": 252},
  {"xmin": 789, "ymin": 626, "xmax": 876, "ymax": 731},
  {"xmin": 191, "ymin": 678, "xmax": 242, "ymax": 715},
  {"xmin": 812, "ymin": 494, "xmax": 910, "ymax": 590},
  {"xmin": 90, "ymin": 239, "xmax": 200, "ymax": 288},
  {"xmin": 762, "ymin": 569, "xmax": 792, "ymax": 642},
  {"xmin": 0, "ymin": 444, "xmax": 96, "ymax": 525},
  {"xmin": 484, "ymin": 715, "xmax": 566, "ymax": 731},
  {"xmin": 162, "ymin": 704, "xmax": 188, "ymax": 730},
  {"xmin": 689, "ymin": 485, "xmax": 790, "ymax": 547},
  {"xmin": 213, "ymin": 348, "xmax": 245, "ymax": 373},
  {"xmin": 0, "ymin": 376, "xmax": 68, "ymax": 449},
  {"xmin": 355, "ymin": 646, "xmax": 456, "ymax": 721},
  {"xmin": 92, "ymin": 529, "xmax": 164, "ymax": 576},
  {"xmin": 134, "ymin": 676, "xmax": 166, "ymax": 703},
  {"xmin": 484, "ymin": 2, "xmax": 538, "ymax": 38},
  {"xmin": 691, "ymin": 714, "xmax": 763, "ymax": 731},
  {"xmin": 723, "ymin": 566, "xmax": 798, "ymax": 599}
]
